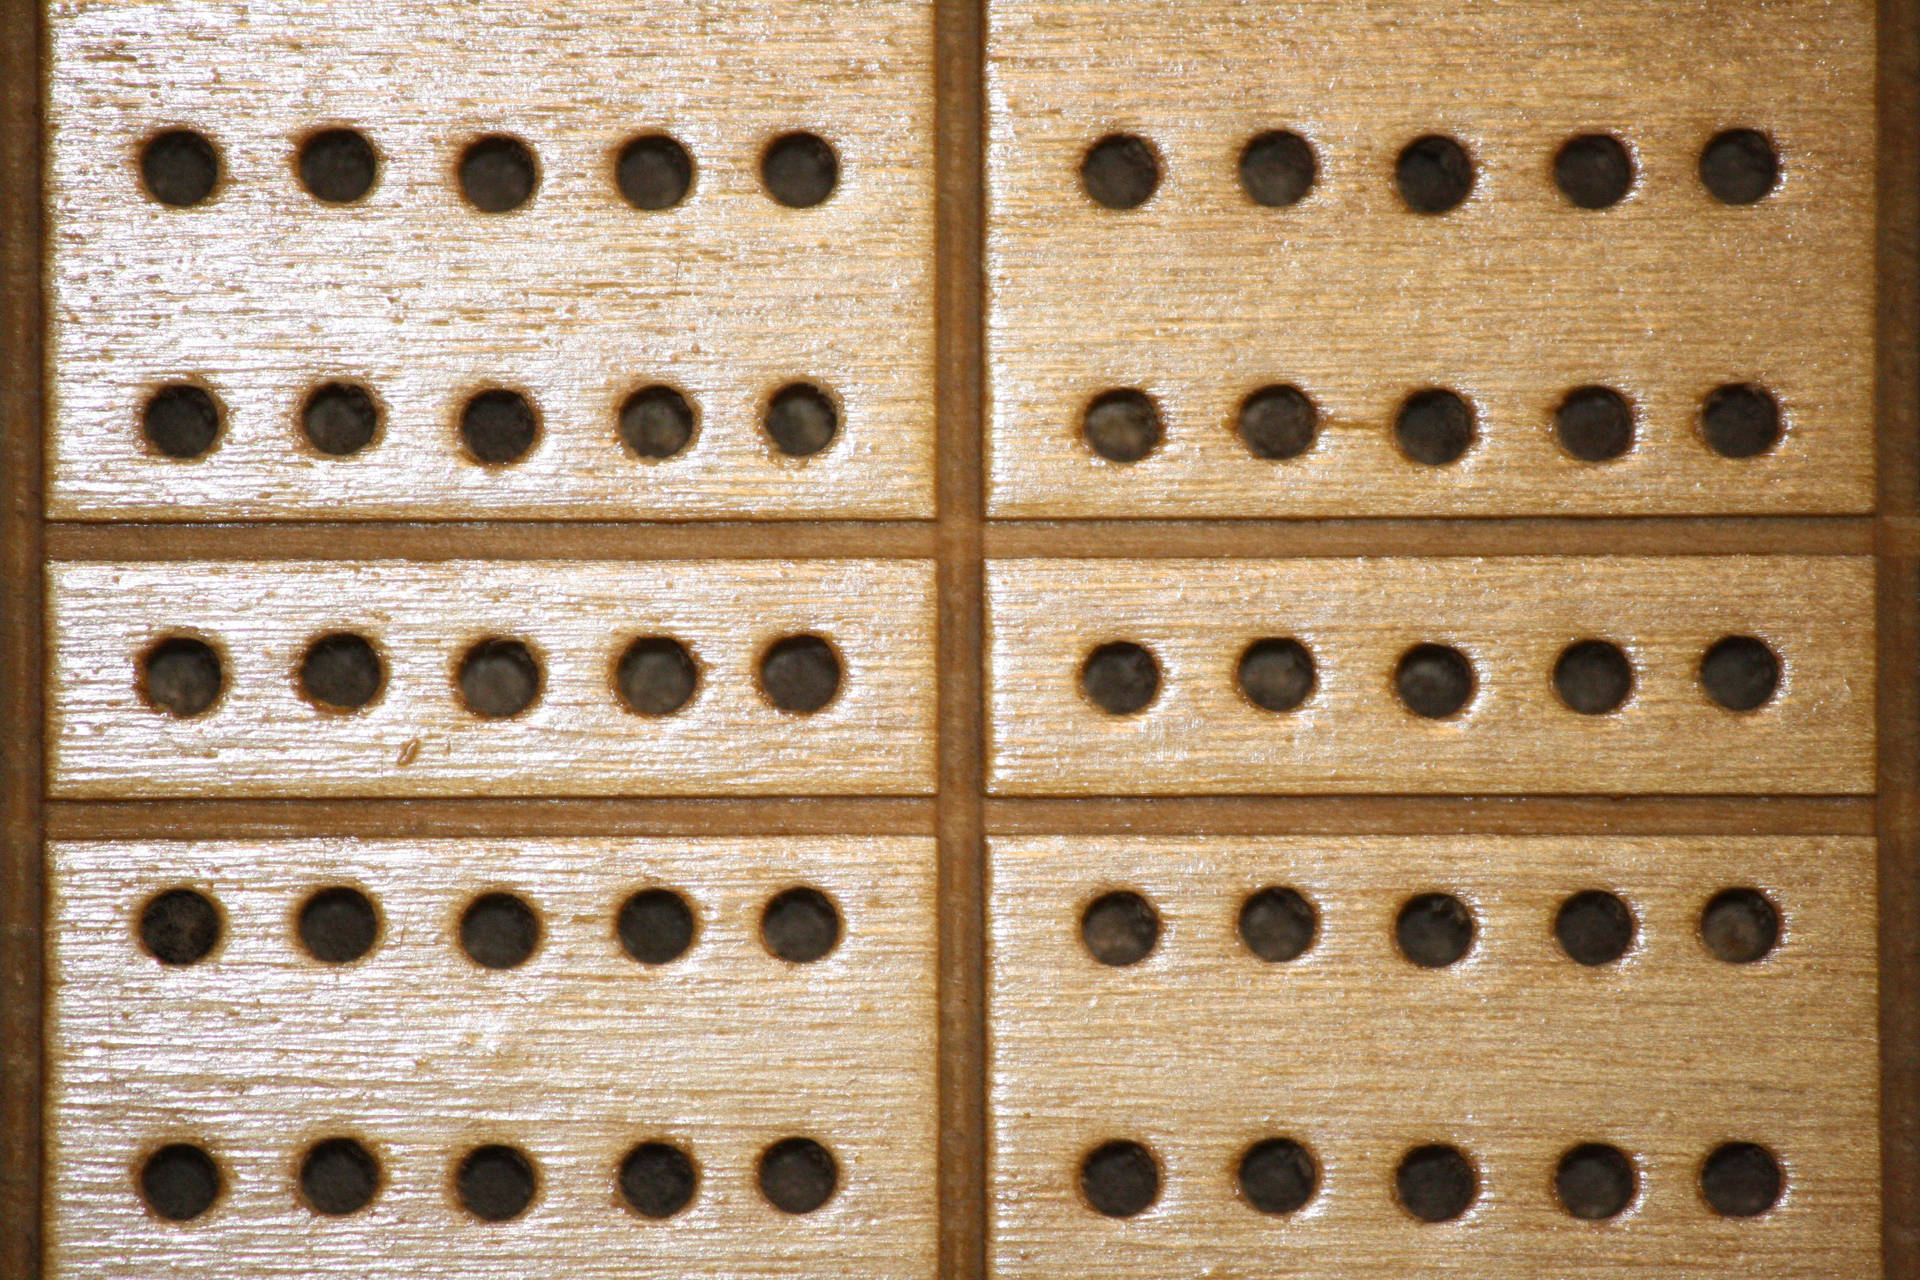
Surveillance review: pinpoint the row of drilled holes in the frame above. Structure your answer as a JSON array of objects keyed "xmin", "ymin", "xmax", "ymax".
[
  {"xmin": 1081, "ymin": 634, "xmax": 1782, "ymax": 718},
  {"xmin": 1082, "ymin": 128, "xmax": 1782, "ymax": 212},
  {"xmin": 136, "ymin": 1134, "xmax": 840, "ymax": 1224},
  {"xmin": 138, "ymin": 631, "xmax": 845, "ymax": 720},
  {"xmin": 1082, "ymin": 383, "xmax": 1784, "ymax": 466},
  {"xmin": 140, "ymin": 381, "xmax": 841, "ymax": 463},
  {"xmin": 137, "ymin": 882, "xmax": 843, "ymax": 969},
  {"xmin": 1075, "ymin": 1137, "xmax": 1785, "ymax": 1222},
  {"xmin": 137, "ymin": 127, "xmax": 840, "ymax": 211},
  {"xmin": 1079, "ymin": 885, "xmax": 1780, "ymax": 969}
]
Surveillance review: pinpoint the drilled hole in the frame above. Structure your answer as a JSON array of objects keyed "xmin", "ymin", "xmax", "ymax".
[
  {"xmin": 1702, "ymin": 384, "xmax": 1782, "ymax": 458},
  {"xmin": 297, "ymin": 887, "xmax": 379, "ymax": 964},
  {"xmin": 617, "ymin": 888, "xmax": 696, "ymax": 965},
  {"xmin": 1081, "ymin": 641, "xmax": 1160, "ymax": 715},
  {"xmin": 758, "ymin": 1137, "xmax": 837, "ymax": 1213},
  {"xmin": 1553, "ymin": 640, "xmax": 1633, "ymax": 715},
  {"xmin": 139, "ymin": 1143, "xmax": 222, "ymax": 1221},
  {"xmin": 618, "ymin": 385, "xmax": 696, "ymax": 459},
  {"xmin": 297, "ymin": 128, "xmax": 377, "ymax": 203},
  {"xmin": 765, "ymin": 383, "xmax": 838, "ymax": 457},
  {"xmin": 1237, "ymin": 385, "xmax": 1317, "ymax": 460},
  {"xmin": 1702, "ymin": 1142, "xmax": 1783, "ymax": 1217},
  {"xmin": 1555, "ymin": 386, "xmax": 1634, "ymax": 462},
  {"xmin": 761, "ymin": 887, "xmax": 842, "ymax": 963},
  {"xmin": 141, "ymin": 637, "xmax": 223, "ymax": 718},
  {"xmin": 1699, "ymin": 636, "xmax": 1779, "ymax": 712},
  {"xmin": 1080, "ymin": 134, "xmax": 1159, "ymax": 210},
  {"xmin": 1701, "ymin": 888, "xmax": 1780, "ymax": 964},
  {"xmin": 139, "ymin": 888, "xmax": 221, "ymax": 965},
  {"xmin": 143, "ymin": 384, "xmax": 222, "ymax": 459},
  {"xmin": 457, "ymin": 639, "xmax": 542, "ymax": 718},
  {"xmin": 1238, "ymin": 1138, "xmax": 1317, "ymax": 1215},
  {"xmin": 460, "ymin": 389, "xmax": 539, "ymax": 466},
  {"xmin": 1395, "ymin": 893, "xmax": 1473, "ymax": 968},
  {"xmin": 300, "ymin": 1138, "xmax": 380, "ymax": 1215},
  {"xmin": 616, "ymin": 637, "xmax": 698, "ymax": 716},
  {"xmin": 1237, "ymin": 637, "xmax": 1315, "ymax": 713},
  {"xmin": 1239, "ymin": 130, "xmax": 1316, "ymax": 207},
  {"xmin": 1080, "ymin": 1140, "xmax": 1159, "ymax": 1217},
  {"xmin": 1238, "ymin": 886, "xmax": 1317, "ymax": 963},
  {"xmin": 1553, "ymin": 134, "xmax": 1633, "ymax": 209},
  {"xmin": 141, "ymin": 130, "xmax": 220, "ymax": 207},
  {"xmin": 1556, "ymin": 1143, "xmax": 1636, "ymax": 1219},
  {"xmin": 1395, "ymin": 1144, "xmax": 1477, "ymax": 1222},
  {"xmin": 619, "ymin": 1142, "xmax": 697, "ymax": 1218},
  {"xmin": 299, "ymin": 633, "xmax": 384, "ymax": 711},
  {"xmin": 1700, "ymin": 129, "xmax": 1779, "ymax": 205},
  {"xmin": 761, "ymin": 132, "xmax": 838, "ymax": 208},
  {"xmin": 1083, "ymin": 389, "xmax": 1161, "ymax": 463},
  {"xmin": 1395, "ymin": 389, "xmax": 1474, "ymax": 465},
  {"xmin": 1555, "ymin": 890, "xmax": 1634, "ymax": 966},
  {"xmin": 456, "ymin": 1145, "xmax": 536, "ymax": 1221},
  {"xmin": 1080, "ymin": 890, "xmax": 1159, "ymax": 967},
  {"xmin": 460, "ymin": 892, "xmax": 541, "ymax": 969},
  {"xmin": 1395, "ymin": 135, "xmax": 1473, "ymax": 214},
  {"xmin": 616, "ymin": 134, "xmax": 694, "ymax": 210},
  {"xmin": 301, "ymin": 382, "xmax": 380, "ymax": 457},
  {"xmin": 758, "ymin": 634, "xmax": 842, "ymax": 714},
  {"xmin": 1394, "ymin": 643, "xmax": 1474, "ymax": 719},
  {"xmin": 459, "ymin": 135, "xmax": 538, "ymax": 212}
]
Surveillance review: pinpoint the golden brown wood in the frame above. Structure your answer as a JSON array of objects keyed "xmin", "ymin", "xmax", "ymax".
[
  {"xmin": 986, "ymin": 557, "xmax": 1874, "ymax": 795},
  {"xmin": 986, "ymin": 1, "xmax": 1875, "ymax": 517},
  {"xmin": 989, "ymin": 835, "xmax": 1878, "ymax": 1278},
  {"xmin": 48, "ymin": 560, "xmax": 936, "ymax": 797},
  {"xmin": 47, "ymin": 836, "xmax": 937, "ymax": 1277}
]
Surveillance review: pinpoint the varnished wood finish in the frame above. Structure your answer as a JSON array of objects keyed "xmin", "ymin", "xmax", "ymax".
[
  {"xmin": 48, "ymin": 561, "xmax": 937, "ymax": 797},
  {"xmin": 47, "ymin": 837, "xmax": 937, "ymax": 1278},
  {"xmin": 989, "ymin": 835, "xmax": 1878, "ymax": 1278},
  {"xmin": 987, "ymin": 557, "xmax": 1874, "ymax": 795}
]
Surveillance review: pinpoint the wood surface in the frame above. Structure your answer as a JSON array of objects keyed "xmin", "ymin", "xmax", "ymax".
[
  {"xmin": 986, "ymin": 0, "xmax": 1876, "ymax": 517},
  {"xmin": 45, "ymin": 0, "xmax": 934, "ymax": 521},
  {"xmin": 47, "ymin": 560, "xmax": 937, "ymax": 797},
  {"xmin": 46, "ymin": 837, "xmax": 937, "ymax": 1278},
  {"xmin": 989, "ymin": 835, "xmax": 1879, "ymax": 1278},
  {"xmin": 987, "ymin": 557, "xmax": 1875, "ymax": 795}
]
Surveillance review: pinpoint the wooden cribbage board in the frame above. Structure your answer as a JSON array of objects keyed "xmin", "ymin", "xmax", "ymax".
[{"xmin": 1, "ymin": 2, "xmax": 1916, "ymax": 1280}]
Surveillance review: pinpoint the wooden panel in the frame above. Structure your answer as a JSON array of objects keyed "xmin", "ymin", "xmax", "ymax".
[
  {"xmin": 985, "ymin": 1, "xmax": 1875, "ymax": 517},
  {"xmin": 985, "ymin": 557, "xmax": 1874, "ymax": 795},
  {"xmin": 48, "ymin": 560, "xmax": 936, "ymax": 797},
  {"xmin": 989, "ymin": 835, "xmax": 1878, "ymax": 1278},
  {"xmin": 46, "ymin": 0, "xmax": 933, "ymax": 520},
  {"xmin": 47, "ymin": 837, "xmax": 936, "ymax": 1279}
]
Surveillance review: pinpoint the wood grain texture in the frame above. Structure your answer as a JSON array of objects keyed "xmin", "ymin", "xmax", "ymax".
[
  {"xmin": 988, "ymin": 835, "xmax": 1879, "ymax": 1278},
  {"xmin": 986, "ymin": 0, "xmax": 1875, "ymax": 517},
  {"xmin": 48, "ymin": 560, "xmax": 936, "ymax": 797},
  {"xmin": 46, "ymin": 837, "xmax": 937, "ymax": 1279},
  {"xmin": 46, "ymin": 0, "xmax": 934, "ymax": 520},
  {"xmin": 986, "ymin": 557, "xmax": 1874, "ymax": 795}
]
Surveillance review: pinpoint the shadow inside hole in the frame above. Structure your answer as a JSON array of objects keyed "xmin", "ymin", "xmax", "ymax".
[
  {"xmin": 1555, "ymin": 386, "xmax": 1634, "ymax": 462},
  {"xmin": 616, "ymin": 134, "xmax": 694, "ymax": 210},
  {"xmin": 761, "ymin": 132, "xmax": 838, "ymax": 208},
  {"xmin": 765, "ymin": 383, "xmax": 838, "ymax": 457},
  {"xmin": 1395, "ymin": 893, "xmax": 1473, "ymax": 968},
  {"xmin": 141, "ymin": 637, "xmax": 223, "ymax": 718},
  {"xmin": 617, "ymin": 888, "xmax": 696, "ymax": 965},
  {"xmin": 1701, "ymin": 1142, "xmax": 1783, "ymax": 1217},
  {"xmin": 761, "ymin": 887, "xmax": 841, "ymax": 963},
  {"xmin": 460, "ymin": 892, "xmax": 541, "ymax": 969},
  {"xmin": 459, "ymin": 135, "xmax": 538, "ymax": 212},
  {"xmin": 1553, "ymin": 640, "xmax": 1633, "ymax": 715},
  {"xmin": 1395, "ymin": 1144, "xmax": 1477, "ymax": 1222},
  {"xmin": 1553, "ymin": 134, "xmax": 1634, "ymax": 209},
  {"xmin": 139, "ymin": 888, "xmax": 221, "ymax": 965},
  {"xmin": 298, "ymin": 128, "xmax": 377, "ymax": 203},
  {"xmin": 143, "ymin": 385, "xmax": 222, "ymax": 459},
  {"xmin": 619, "ymin": 1142, "xmax": 697, "ymax": 1218},
  {"xmin": 1395, "ymin": 135, "xmax": 1473, "ymax": 214},
  {"xmin": 140, "ymin": 1143, "xmax": 222, "ymax": 1221},
  {"xmin": 1556, "ymin": 1144, "xmax": 1636, "ymax": 1219},
  {"xmin": 619, "ymin": 385, "xmax": 696, "ymax": 459},
  {"xmin": 1239, "ymin": 131, "xmax": 1316, "ymax": 207},
  {"xmin": 1700, "ymin": 888, "xmax": 1780, "ymax": 963},
  {"xmin": 300, "ymin": 1138, "xmax": 379, "ymax": 1215},
  {"xmin": 1080, "ymin": 134, "xmax": 1159, "ymax": 210},
  {"xmin": 297, "ymin": 887, "xmax": 380, "ymax": 964},
  {"xmin": 457, "ymin": 639, "xmax": 542, "ymax": 718},
  {"xmin": 1239, "ymin": 1138, "xmax": 1317, "ymax": 1214},
  {"xmin": 1080, "ymin": 890, "xmax": 1159, "ymax": 966},
  {"xmin": 759, "ymin": 1138, "xmax": 838, "ymax": 1213},
  {"xmin": 1237, "ymin": 385, "xmax": 1316, "ymax": 460},
  {"xmin": 141, "ymin": 129, "xmax": 220, "ymax": 207},
  {"xmin": 456, "ymin": 1144, "xmax": 536, "ymax": 1221},
  {"xmin": 1082, "ymin": 389, "xmax": 1161, "ymax": 463},
  {"xmin": 299, "ymin": 633, "xmax": 384, "ymax": 711},
  {"xmin": 1554, "ymin": 890, "xmax": 1634, "ymax": 966},
  {"xmin": 1698, "ymin": 636, "xmax": 1779, "ymax": 712},
  {"xmin": 758, "ymin": 634, "xmax": 842, "ymax": 713},
  {"xmin": 1080, "ymin": 1140, "xmax": 1158, "ymax": 1217},
  {"xmin": 1080, "ymin": 641, "xmax": 1160, "ymax": 715},
  {"xmin": 1394, "ymin": 643, "xmax": 1473, "ymax": 719},
  {"xmin": 616, "ymin": 637, "xmax": 698, "ymax": 716},
  {"xmin": 1238, "ymin": 886, "xmax": 1316, "ymax": 962},
  {"xmin": 1699, "ymin": 129, "xmax": 1779, "ymax": 205},
  {"xmin": 1395, "ymin": 389, "xmax": 1474, "ymax": 465},
  {"xmin": 301, "ymin": 382, "xmax": 380, "ymax": 457},
  {"xmin": 1702, "ymin": 384, "xmax": 1782, "ymax": 458},
  {"xmin": 460, "ymin": 389, "xmax": 539, "ymax": 465},
  {"xmin": 1237, "ymin": 637, "xmax": 1315, "ymax": 712}
]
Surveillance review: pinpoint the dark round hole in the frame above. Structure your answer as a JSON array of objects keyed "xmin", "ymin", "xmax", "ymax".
[
  {"xmin": 1702, "ymin": 384, "xmax": 1782, "ymax": 459},
  {"xmin": 299, "ymin": 1137, "xmax": 380, "ymax": 1215},
  {"xmin": 142, "ymin": 384, "xmax": 222, "ymax": 460},
  {"xmin": 460, "ymin": 389, "xmax": 538, "ymax": 466},
  {"xmin": 1553, "ymin": 640, "xmax": 1633, "ymax": 715},
  {"xmin": 297, "ymin": 887, "xmax": 380, "ymax": 964},
  {"xmin": 138, "ymin": 888, "xmax": 221, "ymax": 965},
  {"xmin": 141, "ymin": 130, "xmax": 220, "ymax": 207},
  {"xmin": 1080, "ymin": 1140, "xmax": 1159, "ymax": 1217},
  {"xmin": 1239, "ymin": 131, "xmax": 1316, "ymax": 208},
  {"xmin": 1237, "ymin": 385, "xmax": 1317, "ymax": 460},
  {"xmin": 1237, "ymin": 638, "xmax": 1315, "ymax": 713},
  {"xmin": 455, "ymin": 1144, "xmax": 536, "ymax": 1221},
  {"xmin": 758, "ymin": 634, "xmax": 842, "ymax": 714},
  {"xmin": 1556, "ymin": 1143, "xmax": 1636, "ymax": 1219},
  {"xmin": 616, "ymin": 637, "xmax": 698, "ymax": 716},
  {"xmin": 619, "ymin": 1142, "xmax": 697, "ymax": 1218},
  {"xmin": 765, "ymin": 383, "xmax": 839, "ymax": 457},
  {"xmin": 616, "ymin": 134, "xmax": 694, "ymax": 210},
  {"xmin": 1395, "ymin": 1144, "xmax": 1477, "ymax": 1222},
  {"xmin": 1238, "ymin": 886, "xmax": 1317, "ymax": 963},
  {"xmin": 1080, "ymin": 890, "xmax": 1159, "ymax": 967},
  {"xmin": 457, "ymin": 639, "xmax": 542, "ymax": 718},
  {"xmin": 1080, "ymin": 641, "xmax": 1160, "ymax": 715},
  {"xmin": 459, "ymin": 135, "xmax": 539, "ymax": 213},
  {"xmin": 460, "ymin": 892, "xmax": 541, "ymax": 969},
  {"xmin": 141, "ymin": 637, "xmax": 224, "ymax": 718},
  {"xmin": 301, "ymin": 382, "xmax": 380, "ymax": 457},
  {"xmin": 1553, "ymin": 134, "xmax": 1634, "ymax": 209},
  {"xmin": 1700, "ymin": 129, "xmax": 1779, "ymax": 205},
  {"xmin": 297, "ymin": 128, "xmax": 377, "ymax": 204},
  {"xmin": 619, "ymin": 385, "xmax": 696, "ymax": 459},
  {"xmin": 1555, "ymin": 890, "xmax": 1635, "ymax": 966},
  {"xmin": 758, "ymin": 1137, "xmax": 837, "ymax": 1213},
  {"xmin": 1701, "ymin": 1142, "xmax": 1783, "ymax": 1217},
  {"xmin": 1395, "ymin": 135, "xmax": 1473, "ymax": 214},
  {"xmin": 1555, "ymin": 386, "xmax": 1635, "ymax": 462},
  {"xmin": 1699, "ymin": 636, "xmax": 1780, "ymax": 712},
  {"xmin": 761, "ymin": 132, "xmax": 838, "ymax": 208},
  {"xmin": 1080, "ymin": 134, "xmax": 1159, "ymax": 210},
  {"xmin": 139, "ymin": 1143, "xmax": 221, "ymax": 1221},
  {"xmin": 1395, "ymin": 893, "xmax": 1474, "ymax": 968},
  {"xmin": 1701, "ymin": 888, "xmax": 1780, "ymax": 964},
  {"xmin": 1238, "ymin": 1138, "xmax": 1317, "ymax": 1215},
  {"xmin": 617, "ymin": 888, "xmax": 696, "ymax": 965},
  {"xmin": 1394, "ymin": 643, "xmax": 1474, "ymax": 719},
  {"xmin": 761, "ymin": 887, "xmax": 842, "ymax": 963},
  {"xmin": 1083, "ymin": 389, "xmax": 1161, "ymax": 463},
  {"xmin": 299, "ymin": 633, "xmax": 384, "ymax": 711},
  {"xmin": 1395, "ymin": 389, "xmax": 1475, "ymax": 466}
]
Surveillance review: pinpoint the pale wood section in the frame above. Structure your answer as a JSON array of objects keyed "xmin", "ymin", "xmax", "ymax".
[
  {"xmin": 47, "ymin": 837, "xmax": 937, "ymax": 1279},
  {"xmin": 985, "ymin": 557, "xmax": 1874, "ymax": 795},
  {"xmin": 46, "ymin": 0, "xmax": 933, "ymax": 520},
  {"xmin": 988, "ymin": 836, "xmax": 1879, "ymax": 1278},
  {"xmin": 986, "ymin": 1, "xmax": 1874, "ymax": 517},
  {"xmin": 48, "ymin": 560, "xmax": 936, "ymax": 797}
]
